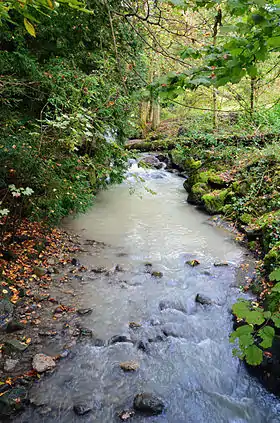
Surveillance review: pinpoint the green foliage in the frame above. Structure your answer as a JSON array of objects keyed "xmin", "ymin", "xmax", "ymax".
[
  {"xmin": 231, "ymin": 282, "xmax": 280, "ymax": 366},
  {"xmin": 0, "ymin": 0, "xmax": 146, "ymax": 233}
]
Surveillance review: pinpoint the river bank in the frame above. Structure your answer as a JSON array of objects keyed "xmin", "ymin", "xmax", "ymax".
[{"xmin": 0, "ymin": 221, "xmax": 107, "ymax": 418}]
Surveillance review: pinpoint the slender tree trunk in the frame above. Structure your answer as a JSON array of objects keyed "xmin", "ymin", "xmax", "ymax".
[
  {"xmin": 250, "ymin": 77, "xmax": 255, "ymax": 117},
  {"xmin": 140, "ymin": 101, "xmax": 149, "ymax": 137},
  {"xmin": 213, "ymin": 87, "xmax": 217, "ymax": 130},
  {"xmin": 212, "ymin": 8, "xmax": 222, "ymax": 131},
  {"xmin": 151, "ymin": 100, "xmax": 160, "ymax": 131}
]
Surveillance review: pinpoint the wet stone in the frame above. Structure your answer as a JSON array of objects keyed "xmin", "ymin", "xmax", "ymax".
[
  {"xmin": 214, "ymin": 262, "xmax": 229, "ymax": 267},
  {"xmin": 79, "ymin": 327, "xmax": 93, "ymax": 337},
  {"xmin": 129, "ymin": 322, "xmax": 142, "ymax": 329},
  {"xmin": 71, "ymin": 258, "xmax": 80, "ymax": 266},
  {"xmin": 92, "ymin": 338, "xmax": 105, "ymax": 347},
  {"xmin": 151, "ymin": 271, "xmax": 163, "ymax": 278},
  {"xmin": 159, "ymin": 300, "xmax": 186, "ymax": 314},
  {"xmin": 133, "ymin": 393, "xmax": 165, "ymax": 415},
  {"xmin": 73, "ymin": 403, "xmax": 92, "ymax": 416},
  {"xmin": 109, "ymin": 335, "xmax": 133, "ymax": 345},
  {"xmin": 39, "ymin": 329, "xmax": 58, "ymax": 337},
  {"xmin": 91, "ymin": 266, "xmax": 108, "ymax": 274},
  {"xmin": 4, "ymin": 359, "xmax": 19, "ymax": 372},
  {"xmin": 119, "ymin": 360, "xmax": 139, "ymax": 371},
  {"xmin": 6, "ymin": 320, "xmax": 25, "ymax": 333},
  {"xmin": 32, "ymin": 353, "xmax": 56, "ymax": 373},
  {"xmin": 195, "ymin": 293, "xmax": 213, "ymax": 305},
  {"xmin": 0, "ymin": 299, "xmax": 14, "ymax": 331},
  {"xmin": 3, "ymin": 339, "xmax": 29, "ymax": 354},
  {"xmin": 77, "ymin": 308, "xmax": 93, "ymax": 316},
  {"xmin": 0, "ymin": 387, "xmax": 27, "ymax": 417},
  {"xmin": 119, "ymin": 409, "xmax": 135, "ymax": 421}
]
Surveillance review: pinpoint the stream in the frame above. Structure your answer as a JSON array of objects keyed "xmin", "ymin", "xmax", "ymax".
[{"xmin": 15, "ymin": 162, "xmax": 280, "ymax": 422}]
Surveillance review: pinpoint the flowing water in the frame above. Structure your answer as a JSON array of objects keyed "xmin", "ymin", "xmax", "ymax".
[{"xmin": 16, "ymin": 163, "xmax": 280, "ymax": 423}]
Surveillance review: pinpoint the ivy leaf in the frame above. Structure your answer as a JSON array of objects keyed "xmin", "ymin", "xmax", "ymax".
[
  {"xmin": 271, "ymin": 312, "xmax": 280, "ymax": 328},
  {"xmin": 245, "ymin": 345, "xmax": 263, "ymax": 366},
  {"xmin": 24, "ymin": 18, "xmax": 36, "ymax": 37},
  {"xmin": 269, "ymin": 268, "xmax": 280, "ymax": 282},
  {"xmin": 259, "ymin": 326, "xmax": 275, "ymax": 348}
]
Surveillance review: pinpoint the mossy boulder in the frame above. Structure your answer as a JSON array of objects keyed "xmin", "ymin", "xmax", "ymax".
[
  {"xmin": 202, "ymin": 189, "xmax": 230, "ymax": 214},
  {"xmin": 264, "ymin": 242, "xmax": 280, "ymax": 272},
  {"xmin": 183, "ymin": 170, "xmax": 227, "ymax": 192},
  {"xmin": 187, "ymin": 182, "xmax": 211, "ymax": 205}
]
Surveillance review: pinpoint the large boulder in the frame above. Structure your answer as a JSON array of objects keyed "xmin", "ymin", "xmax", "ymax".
[
  {"xmin": 133, "ymin": 393, "xmax": 164, "ymax": 415},
  {"xmin": 138, "ymin": 155, "xmax": 163, "ymax": 169}
]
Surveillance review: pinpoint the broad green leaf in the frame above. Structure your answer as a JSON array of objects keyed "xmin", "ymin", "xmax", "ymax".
[
  {"xmin": 232, "ymin": 299, "xmax": 250, "ymax": 318},
  {"xmin": 245, "ymin": 345, "xmax": 263, "ymax": 365},
  {"xmin": 259, "ymin": 326, "xmax": 275, "ymax": 348},
  {"xmin": 272, "ymin": 312, "xmax": 280, "ymax": 328},
  {"xmin": 247, "ymin": 65, "xmax": 258, "ymax": 78},
  {"xmin": 245, "ymin": 310, "xmax": 265, "ymax": 325},
  {"xmin": 268, "ymin": 37, "xmax": 280, "ymax": 48},
  {"xmin": 269, "ymin": 268, "xmax": 280, "ymax": 282},
  {"xmin": 271, "ymin": 282, "xmax": 280, "ymax": 292},
  {"xmin": 24, "ymin": 18, "xmax": 36, "ymax": 37},
  {"xmin": 263, "ymin": 311, "xmax": 272, "ymax": 319}
]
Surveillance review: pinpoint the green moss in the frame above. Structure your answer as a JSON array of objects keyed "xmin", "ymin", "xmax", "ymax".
[
  {"xmin": 240, "ymin": 213, "xmax": 253, "ymax": 225},
  {"xmin": 202, "ymin": 189, "xmax": 229, "ymax": 214},
  {"xmin": 188, "ymin": 182, "xmax": 210, "ymax": 204},
  {"xmin": 231, "ymin": 181, "xmax": 249, "ymax": 195},
  {"xmin": 264, "ymin": 242, "xmax": 280, "ymax": 272},
  {"xmin": 185, "ymin": 157, "xmax": 202, "ymax": 171}
]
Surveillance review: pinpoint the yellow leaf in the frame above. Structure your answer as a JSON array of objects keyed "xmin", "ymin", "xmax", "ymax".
[
  {"xmin": 23, "ymin": 18, "xmax": 36, "ymax": 37},
  {"xmin": 47, "ymin": 0, "xmax": 54, "ymax": 9}
]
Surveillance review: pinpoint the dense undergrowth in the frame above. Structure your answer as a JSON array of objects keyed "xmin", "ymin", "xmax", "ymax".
[{"xmin": 0, "ymin": 0, "xmax": 145, "ymax": 241}]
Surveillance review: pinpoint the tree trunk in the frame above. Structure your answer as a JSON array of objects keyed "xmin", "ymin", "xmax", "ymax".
[
  {"xmin": 151, "ymin": 100, "xmax": 160, "ymax": 131},
  {"xmin": 250, "ymin": 77, "xmax": 255, "ymax": 117},
  {"xmin": 140, "ymin": 101, "xmax": 149, "ymax": 137}
]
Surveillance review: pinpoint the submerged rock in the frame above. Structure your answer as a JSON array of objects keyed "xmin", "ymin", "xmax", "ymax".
[
  {"xmin": 79, "ymin": 327, "xmax": 93, "ymax": 337},
  {"xmin": 195, "ymin": 294, "xmax": 213, "ymax": 305},
  {"xmin": 159, "ymin": 300, "xmax": 186, "ymax": 314},
  {"xmin": 73, "ymin": 403, "xmax": 92, "ymax": 416},
  {"xmin": 129, "ymin": 322, "xmax": 142, "ymax": 329},
  {"xmin": 138, "ymin": 155, "xmax": 163, "ymax": 169},
  {"xmin": 109, "ymin": 335, "xmax": 133, "ymax": 345},
  {"xmin": 133, "ymin": 392, "xmax": 165, "ymax": 415},
  {"xmin": 32, "ymin": 353, "xmax": 56, "ymax": 373},
  {"xmin": 214, "ymin": 262, "xmax": 229, "ymax": 267},
  {"xmin": 151, "ymin": 271, "xmax": 163, "ymax": 278},
  {"xmin": 119, "ymin": 409, "xmax": 135, "ymax": 421},
  {"xmin": 77, "ymin": 308, "xmax": 93, "ymax": 316},
  {"xmin": 119, "ymin": 360, "xmax": 139, "ymax": 371}
]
